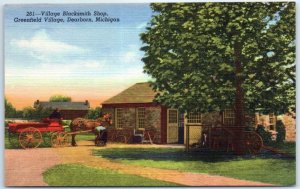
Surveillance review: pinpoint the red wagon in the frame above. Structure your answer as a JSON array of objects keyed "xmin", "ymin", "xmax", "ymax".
[{"xmin": 8, "ymin": 118, "xmax": 68, "ymax": 149}]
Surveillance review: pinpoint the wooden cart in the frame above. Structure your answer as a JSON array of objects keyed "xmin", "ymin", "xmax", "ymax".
[{"xmin": 8, "ymin": 118, "xmax": 67, "ymax": 149}]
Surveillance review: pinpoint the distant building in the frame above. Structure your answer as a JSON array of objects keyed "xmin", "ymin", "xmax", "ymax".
[{"xmin": 34, "ymin": 100, "xmax": 90, "ymax": 120}]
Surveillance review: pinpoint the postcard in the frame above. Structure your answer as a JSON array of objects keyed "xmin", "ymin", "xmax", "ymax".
[{"xmin": 4, "ymin": 2, "xmax": 295, "ymax": 187}]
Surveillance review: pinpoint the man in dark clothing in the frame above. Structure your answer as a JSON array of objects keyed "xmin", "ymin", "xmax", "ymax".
[{"xmin": 49, "ymin": 108, "xmax": 62, "ymax": 119}]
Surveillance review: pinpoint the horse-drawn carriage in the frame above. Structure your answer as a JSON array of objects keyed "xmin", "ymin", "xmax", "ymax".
[{"xmin": 7, "ymin": 114, "xmax": 129, "ymax": 149}]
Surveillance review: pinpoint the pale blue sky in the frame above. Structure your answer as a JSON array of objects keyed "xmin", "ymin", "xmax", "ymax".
[{"xmin": 5, "ymin": 4, "xmax": 153, "ymax": 108}]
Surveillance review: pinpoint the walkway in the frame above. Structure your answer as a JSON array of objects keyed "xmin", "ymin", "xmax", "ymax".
[{"xmin": 5, "ymin": 148, "xmax": 61, "ymax": 186}]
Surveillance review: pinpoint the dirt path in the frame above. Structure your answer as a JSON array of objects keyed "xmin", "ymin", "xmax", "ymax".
[
  {"xmin": 5, "ymin": 148, "xmax": 61, "ymax": 186},
  {"xmin": 54, "ymin": 141, "xmax": 274, "ymax": 186}
]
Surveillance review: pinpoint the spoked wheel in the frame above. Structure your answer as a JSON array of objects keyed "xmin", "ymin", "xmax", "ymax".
[
  {"xmin": 51, "ymin": 132, "xmax": 69, "ymax": 147},
  {"xmin": 19, "ymin": 127, "xmax": 43, "ymax": 149},
  {"xmin": 244, "ymin": 132, "xmax": 263, "ymax": 154},
  {"xmin": 114, "ymin": 135, "xmax": 127, "ymax": 144}
]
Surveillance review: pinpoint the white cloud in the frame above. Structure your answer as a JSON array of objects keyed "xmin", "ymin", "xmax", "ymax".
[
  {"xmin": 123, "ymin": 51, "xmax": 140, "ymax": 63},
  {"xmin": 121, "ymin": 44, "xmax": 142, "ymax": 64},
  {"xmin": 10, "ymin": 30, "xmax": 86, "ymax": 56}
]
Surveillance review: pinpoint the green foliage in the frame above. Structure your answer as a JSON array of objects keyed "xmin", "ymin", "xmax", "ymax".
[
  {"xmin": 95, "ymin": 148, "xmax": 295, "ymax": 186},
  {"xmin": 61, "ymin": 120, "xmax": 72, "ymax": 127},
  {"xmin": 43, "ymin": 164, "xmax": 178, "ymax": 186},
  {"xmin": 22, "ymin": 106, "xmax": 52, "ymax": 120},
  {"xmin": 140, "ymin": 3, "xmax": 295, "ymax": 114},
  {"xmin": 256, "ymin": 125, "xmax": 272, "ymax": 145},
  {"xmin": 5, "ymin": 98, "xmax": 17, "ymax": 118},
  {"xmin": 85, "ymin": 107, "xmax": 102, "ymax": 119},
  {"xmin": 49, "ymin": 94, "xmax": 72, "ymax": 102},
  {"xmin": 276, "ymin": 120, "xmax": 286, "ymax": 144}
]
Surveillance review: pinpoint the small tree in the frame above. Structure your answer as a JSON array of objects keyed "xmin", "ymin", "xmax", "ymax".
[
  {"xmin": 22, "ymin": 106, "xmax": 52, "ymax": 120},
  {"xmin": 5, "ymin": 98, "xmax": 17, "ymax": 118},
  {"xmin": 85, "ymin": 107, "xmax": 102, "ymax": 119},
  {"xmin": 22, "ymin": 106, "xmax": 35, "ymax": 119},
  {"xmin": 49, "ymin": 95, "xmax": 72, "ymax": 102}
]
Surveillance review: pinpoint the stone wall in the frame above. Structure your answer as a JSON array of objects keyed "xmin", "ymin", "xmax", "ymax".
[
  {"xmin": 145, "ymin": 107, "xmax": 161, "ymax": 143},
  {"xmin": 254, "ymin": 113, "xmax": 296, "ymax": 141},
  {"xmin": 280, "ymin": 114, "xmax": 296, "ymax": 142},
  {"xmin": 102, "ymin": 106, "xmax": 162, "ymax": 143}
]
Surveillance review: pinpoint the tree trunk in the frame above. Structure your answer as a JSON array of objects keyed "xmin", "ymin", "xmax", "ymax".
[{"xmin": 234, "ymin": 42, "xmax": 245, "ymax": 127}]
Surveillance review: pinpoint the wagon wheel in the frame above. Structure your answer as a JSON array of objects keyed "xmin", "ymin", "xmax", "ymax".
[
  {"xmin": 114, "ymin": 135, "xmax": 127, "ymax": 143},
  {"xmin": 51, "ymin": 132, "xmax": 69, "ymax": 147},
  {"xmin": 244, "ymin": 132, "xmax": 263, "ymax": 154},
  {"xmin": 19, "ymin": 127, "xmax": 43, "ymax": 149}
]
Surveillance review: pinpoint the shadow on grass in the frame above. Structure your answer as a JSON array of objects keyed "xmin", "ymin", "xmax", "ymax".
[
  {"xmin": 93, "ymin": 147, "xmax": 295, "ymax": 163},
  {"xmin": 93, "ymin": 148, "xmax": 242, "ymax": 162}
]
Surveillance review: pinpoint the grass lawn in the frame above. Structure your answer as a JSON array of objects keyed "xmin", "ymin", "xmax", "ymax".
[
  {"xmin": 43, "ymin": 164, "xmax": 179, "ymax": 186},
  {"xmin": 94, "ymin": 147, "xmax": 296, "ymax": 186}
]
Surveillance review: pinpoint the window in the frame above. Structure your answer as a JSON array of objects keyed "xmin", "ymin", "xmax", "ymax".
[
  {"xmin": 269, "ymin": 113, "xmax": 276, "ymax": 130},
  {"xmin": 187, "ymin": 112, "xmax": 202, "ymax": 124},
  {"xmin": 136, "ymin": 108, "xmax": 146, "ymax": 129},
  {"xmin": 168, "ymin": 109, "xmax": 178, "ymax": 124},
  {"xmin": 223, "ymin": 109, "xmax": 235, "ymax": 126},
  {"xmin": 115, "ymin": 108, "xmax": 125, "ymax": 128}
]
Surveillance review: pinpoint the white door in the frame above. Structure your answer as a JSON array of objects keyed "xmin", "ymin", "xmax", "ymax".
[{"xmin": 167, "ymin": 109, "xmax": 179, "ymax": 143}]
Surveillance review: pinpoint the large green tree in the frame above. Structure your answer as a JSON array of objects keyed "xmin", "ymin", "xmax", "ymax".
[{"xmin": 140, "ymin": 2, "xmax": 295, "ymax": 126}]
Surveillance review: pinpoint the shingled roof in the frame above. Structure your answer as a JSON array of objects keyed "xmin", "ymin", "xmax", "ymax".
[
  {"xmin": 102, "ymin": 82, "xmax": 157, "ymax": 104},
  {"xmin": 34, "ymin": 100, "xmax": 90, "ymax": 110}
]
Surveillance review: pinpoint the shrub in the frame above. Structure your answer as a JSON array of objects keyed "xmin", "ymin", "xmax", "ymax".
[
  {"xmin": 62, "ymin": 120, "xmax": 72, "ymax": 127},
  {"xmin": 276, "ymin": 120, "xmax": 286, "ymax": 144},
  {"xmin": 85, "ymin": 107, "xmax": 102, "ymax": 119},
  {"xmin": 256, "ymin": 125, "xmax": 272, "ymax": 145}
]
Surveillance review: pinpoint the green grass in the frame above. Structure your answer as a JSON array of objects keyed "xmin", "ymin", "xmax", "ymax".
[
  {"xmin": 43, "ymin": 164, "xmax": 178, "ymax": 186},
  {"xmin": 94, "ymin": 148, "xmax": 296, "ymax": 186}
]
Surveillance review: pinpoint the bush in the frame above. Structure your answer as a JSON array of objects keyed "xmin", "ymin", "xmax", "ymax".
[
  {"xmin": 276, "ymin": 120, "xmax": 286, "ymax": 144},
  {"xmin": 85, "ymin": 107, "xmax": 102, "ymax": 119},
  {"xmin": 22, "ymin": 106, "xmax": 52, "ymax": 120},
  {"xmin": 62, "ymin": 120, "xmax": 72, "ymax": 127},
  {"xmin": 256, "ymin": 125, "xmax": 272, "ymax": 145}
]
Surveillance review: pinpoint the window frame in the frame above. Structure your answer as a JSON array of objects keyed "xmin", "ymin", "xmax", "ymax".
[
  {"xmin": 136, "ymin": 107, "xmax": 146, "ymax": 129},
  {"xmin": 168, "ymin": 109, "xmax": 178, "ymax": 124},
  {"xmin": 115, "ymin": 108, "xmax": 125, "ymax": 129},
  {"xmin": 223, "ymin": 109, "xmax": 235, "ymax": 126},
  {"xmin": 186, "ymin": 112, "xmax": 202, "ymax": 125}
]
